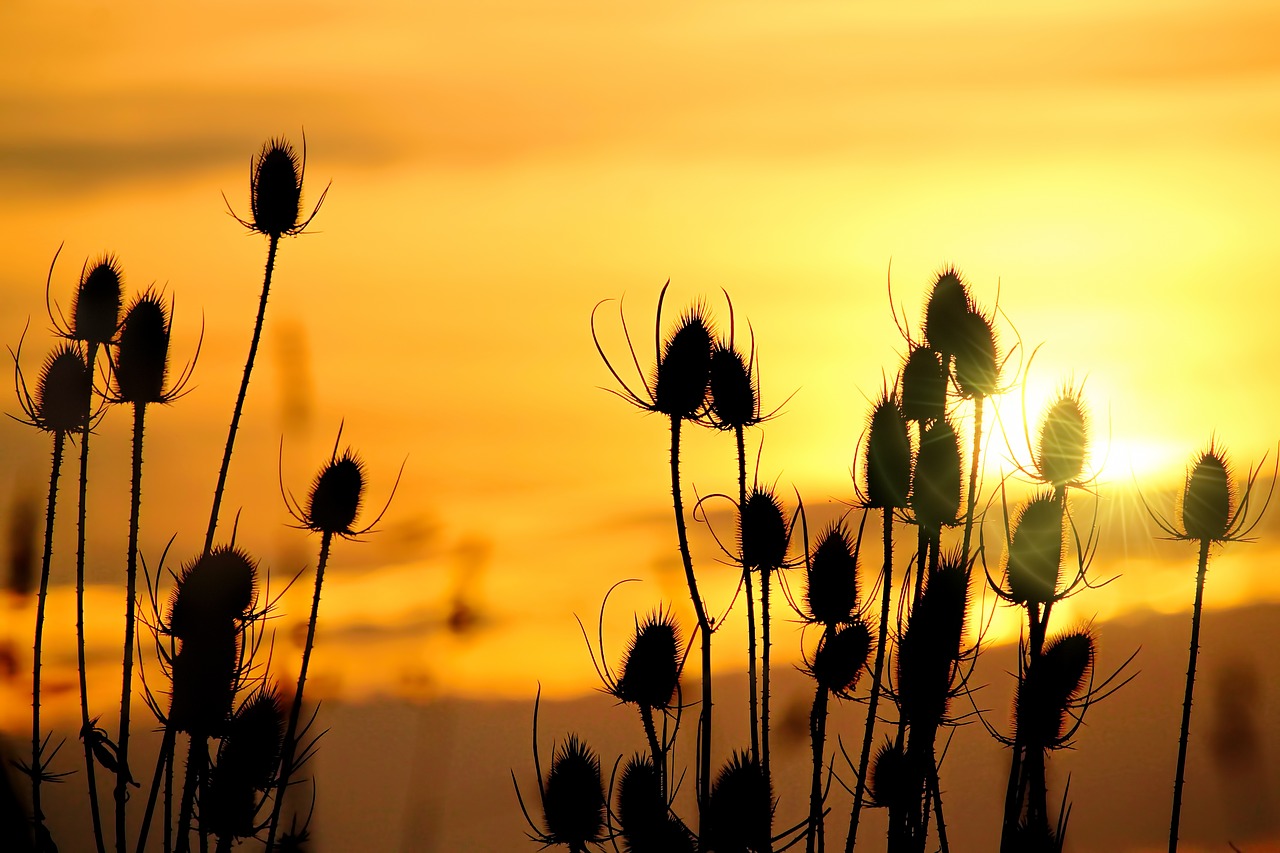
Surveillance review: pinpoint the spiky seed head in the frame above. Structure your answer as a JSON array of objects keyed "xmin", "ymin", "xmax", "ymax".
[
  {"xmin": 901, "ymin": 347, "xmax": 947, "ymax": 424},
  {"xmin": 1037, "ymin": 391, "xmax": 1089, "ymax": 488},
  {"xmin": 953, "ymin": 310, "xmax": 998, "ymax": 400},
  {"xmin": 1016, "ymin": 629, "xmax": 1094, "ymax": 747},
  {"xmin": 542, "ymin": 735, "xmax": 606, "ymax": 848},
  {"xmin": 307, "ymin": 450, "xmax": 365, "ymax": 535},
  {"xmin": 34, "ymin": 344, "xmax": 90, "ymax": 433},
  {"xmin": 923, "ymin": 266, "xmax": 970, "ymax": 360},
  {"xmin": 1182, "ymin": 447, "xmax": 1233, "ymax": 541},
  {"xmin": 251, "ymin": 138, "xmax": 303, "ymax": 237},
  {"xmin": 812, "ymin": 620, "xmax": 872, "ymax": 696},
  {"xmin": 1006, "ymin": 492, "xmax": 1064, "ymax": 605},
  {"xmin": 868, "ymin": 739, "xmax": 909, "ymax": 808},
  {"xmin": 911, "ymin": 418, "xmax": 962, "ymax": 532},
  {"xmin": 863, "ymin": 394, "xmax": 912, "ymax": 509},
  {"xmin": 707, "ymin": 343, "xmax": 757, "ymax": 429},
  {"xmin": 896, "ymin": 556, "xmax": 969, "ymax": 726},
  {"xmin": 112, "ymin": 291, "xmax": 171, "ymax": 404},
  {"xmin": 617, "ymin": 756, "xmax": 695, "ymax": 853},
  {"xmin": 167, "ymin": 547, "xmax": 258, "ymax": 639},
  {"xmin": 706, "ymin": 751, "xmax": 772, "ymax": 853},
  {"xmin": 168, "ymin": 623, "xmax": 238, "ymax": 737},
  {"xmin": 653, "ymin": 305, "xmax": 713, "ymax": 419},
  {"xmin": 72, "ymin": 255, "xmax": 123, "ymax": 345},
  {"xmin": 805, "ymin": 522, "xmax": 859, "ymax": 626},
  {"xmin": 740, "ymin": 486, "xmax": 788, "ymax": 572},
  {"xmin": 615, "ymin": 610, "xmax": 681, "ymax": 709},
  {"xmin": 205, "ymin": 689, "xmax": 286, "ymax": 839}
]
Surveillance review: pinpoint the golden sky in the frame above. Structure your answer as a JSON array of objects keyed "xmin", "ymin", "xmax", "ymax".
[{"xmin": 2, "ymin": 0, "xmax": 1280, "ymax": 708}]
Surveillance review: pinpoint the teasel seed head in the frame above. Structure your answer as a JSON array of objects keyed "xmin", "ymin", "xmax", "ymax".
[
  {"xmin": 168, "ymin": 622, "xmax": 239, "ymax": 737},
  {"xmin": 1005, "ymin": 492, "xmax": 1065, "ymax": 606},
  {"xmin": 869, "ymin": 739, "xmax": 910, "ymax": 809},
  {"xmin": 1181, "ymin": 446, "xmax": 1232, "ymax": 542},
  {"xmin": 251, "ymin": 138, "xmax": 304, "ymax": 237},
  {"xmin": 901, "ymin": 346, "xmax": 947, "ymax": 424},
  {"xmin": 112, "ymin": 290, "xmax": 171, "ymax": 404},
  {"xmin": 706, "ymin": 751, "xmax": 773, "ymax": 853},
  {"xmin": 923, "ymin": 266, "xmax": 971, "ymax": 362},
  {"xmin": 811, "ymin": 620, "xmax": 873, "ymax": 696},
  {"xmin": 911, "ymin": 418, "xmax": 962, "ymax": 533},
  {"xmin": 71, "ymin": 254, "xmax": 123, "ymax": 346},
  {"xmin": 896, "ymin": 555, "xmax": 970, "ymax": 726},
  {"xmin": 707, "ymin": 342, "xmax": 758, "ymax": 429},
  {"xmin": 615, "ymin": 609, "xmax": 681, "ymax": 710},
  {"xmin": 166, "ymin": 546, "xmax": 258, "ymax": 640},
  {"xmin": 541, "ymin": 734, "xmax": 606, "ymax": 849},
  {"xmin": 740, "ymin": 485, "xmax": 788, "ymax": 572},
  {"xmin": 1015, "ymin": 628, "xmax": 1095, "ymax": 748},
  {"xmin": 1036, "ymin": 388, "xmax": 1089, "ymax": 488},
  {"xmin": 205, "ymin": 689, "xmax": 286, "ymax": 839},
  {"xmin": 863, "ymin": 393, "xmax": 912, "ymax": 510},
  {"xmin": 307, "ymin": 449, "xmax": 366, "ymax": 536},
  {"xmin": 805, "ymin": 522, "xmax": 859, "ymax": 626},
  {"xmin": 653, "ymin": 304, "xmax": 713, "ymax": 419},
  {"xmin": 953, "ymin": 309, "xmax": 998, "ymax": 400},
  {"xmin": 33, "ymin": 344, "xmax": 91, "ymax": 433},
  {"xmin": 615, "ymin": 754, "xmax": 693, "ymax": 853}
]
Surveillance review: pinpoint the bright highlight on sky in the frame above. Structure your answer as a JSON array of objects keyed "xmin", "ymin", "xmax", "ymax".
[{"xmin": 1, "ymin": 0, "xmax": 1279, "ymax": 707}]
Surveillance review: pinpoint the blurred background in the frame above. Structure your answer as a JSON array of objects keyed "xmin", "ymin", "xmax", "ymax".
[{"xmin": 2, "ymin": 1, "xmax": 1280, "ymax": 849}]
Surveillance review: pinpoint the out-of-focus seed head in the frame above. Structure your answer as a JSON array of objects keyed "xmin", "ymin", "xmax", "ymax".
[
  {"xmin": 953, "ymin": 310, "xmax": 998, "ymax": 400},
  {"xmin": 615, "ymin": 610, "xmax": 681, "ymax": 710},
  {"xmin": 653, "ymin": 305, "xmax": 713, "ymax": 419},
  {"xmin": 1181, "ymin": 447, "xmax": 1233, "ymax": 542},
  {"xmin": 863, "ymin": 394, "xmax": 912, "ymax": 509},
  {"xmin": 812, "ymin": 620, "xmax": 872, "ymax": 696},
  {"xmin": 1015, "ymin": 629, "xmax": 1094, "ymax": 748},
  {"xmin": 542, "ymin": 735, "xmax": 606, "ymax": 849},
  {"xmin": 167, "ymin": 547, "xmax": 258, "ymax": 640},
  {"xmin": 896, "ymin": 556, "xmax": 969, "ymax": 726},
  {"xmin": 251, "ymin": 139, "xmax": 303, "ymax": 237},
  {"xmin": 911, "ymin": 419, "xmax": 962, "ymax": 532},
  {"xmin": 1036, "ymin": 389, "xmax": 1089, "ymax": 488},
  {"xmin": 72, "ymin": 255, "xmax": 123, "ymax": 345},
  {"xmin": 707, "ymin": 343, "xmax": 758, "ymax": 429},
  {"xmin": 169, "ymin": 624, "xmax": 238, "ymax": 737},
  {"xmin": 205, "ymin": 689, "xmax": 286, "ymax": 839},
  {"xmin": 805, "ymin": 522, "xmax": 859, "ymax": 626},
  {"xmin": 307, "ymin": 450, "xmax": 366, "ymax": 535},
  {"xmin": 740, "ymin": 486, "xmax": 788, "ymax": 572},
  {"xmin": 112, "ymin": 291, "xmax": 171, "ymax": 405},
  {"xmin": 706, "ymin": 751, "xmax": 773, "ymax": 853},
  {"xmin": 869, "ymin": 739, "xmax": 909, "ymax": 809},
  {"xmin": 901, "ymin": 347, "xmax": 947, "ymax": 424},
  {"xmin": 33, "ymin": 344, "xmax": 90, "ymax": 433},
  {"xmin": 1005, "ymin": 492, "xmax": 1064, "ymax": 605},
  {"xmin": 923, "ymin": 266, "xmax": 970, "ymax": 361}
]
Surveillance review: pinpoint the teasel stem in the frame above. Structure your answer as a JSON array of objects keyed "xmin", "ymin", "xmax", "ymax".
[
  {"xmin": 75, "ymin": 338, "xmax": 107, "ymax": 853},
  {"xmin": 30, "ymin": 429, "xmax": 67, "ymax": 836},
  {"xmin": 206, "ymin": 233, "xmax": 279, "ymax": 553},
  {"xmin": 115, "ymin": 401, "xmax": 146, "ymax": 853},
  {"xmin": 807, "ymin": 638, "xmax": 830, "ymax": 853},
  {"xmin": 960, "ymin": 395, "xmax": 983, "ymax": 564},
  {"xmin": 761, "ymin": 561, "xmax": 773, "ymax": 805},
  {"xmin": 738, "ymin": 425, "xmax": 761, "ymax": 765},
  {"xmin": 266, "ymin": 529, "xmax": 334, "ymax": 852},
  {"xmin": 134, "ymin": 724, "xmax": 175, "ymax": 853},
  {"xmin": 668, "ymin": 416, "xmax": 712, "ymax": 841},
  {"xmin": 176, "ymin": 734, "xmax": 205, "ymax": 853},
  {"xmin": 639, "ymin": 704, "xmax": 665, "ymax": 800},
  {"xmin": 931, "ymin": 756, "xmax": 950, "ymax": 853},
  {"xmin": 846, "ymin": 507, "xmax": 893, "ymax": 853},
  {"xmin": 1169, "ymin": 536, "xmax": 1211, "ymax": 853}
]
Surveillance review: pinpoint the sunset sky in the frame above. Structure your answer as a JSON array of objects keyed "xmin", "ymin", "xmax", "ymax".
[{"xmin": 2, "ymin": 0, "xmax": 1280, "ymax": 727}]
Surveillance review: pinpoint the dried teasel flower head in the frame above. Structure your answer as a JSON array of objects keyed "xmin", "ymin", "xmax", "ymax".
[
  {"xmin": 953, "ymin": 308, "xmax": 998, "ymax": 400},
  {"xmin": 811, "ymin": 620, "xmax": 873, "ymax": 697},
  {"xmin": 911, "ymin": 418, "xmax": 962, "ymax": 533},
  {"xmin": 615, "ymin": 754, "xmax": 693, "ymax": 852},
  {"xmin": 707, "ymin": 342, "xmax": 758, "ymax": 429},
  {"xmin": 1181, "ymin": 445, "xmax": 1233, "ymax": 542},
  {"xmin": 23, "ymin": 344, "xmax": 91, "ymax": 434},
  {"xmin": 862, "ymin": 392, "xmax": 912, "ymax": 510},
  {"xmin": 1036, "ymin": 386, "xmax": 1089, "ymax": 488},
  {"xmin": 653, "ymin": 302, "xmax": 714, "ymax": 419},
  {"xmin": 1005, "ymin": 491, "xmax": 1065, "ymax": 606},
  {"xmin": 805, "ymin": 522, "xmax": 859, "ymax": 626},
  {"xmin": 740, "ymin": 484, "xmax": 789, "ymax": 573},
  {"xmin": 541, "ymin": 735, "xmax": 606, "ymax": 849},
  {"xmin": 251, "ymin": 138, "xmax": 303, "ymax": 237},
  {"xmin": 896, "ymin": 555, "xmax": 970, "ymax": 726},
  {"xmin": 111, "ymin": 290, "xmax": 172, "ymax": 405},
  {"xmin": 901, "ymin": 346, "xmax": 947, "ymax": 424},
  {"xmin": 168, "ymin": 622, "xmax": 239, "ymax": 738},
  {"xmin": 166, "ymin": 546, "xmax": 258, "ymax": 640},
  {"xmin": 614, "ymin": 609, "xmax": 681, "ymax": 710},
  {"xmin": 869, "ymin": 739, "xmax": 910, "ymax": 809},
  {"xmin": 1015, "ymin": 628, "xmax": 1095, "ymax": 748},
  {"xmin": 71, "ymin": 254, "xmax": 123, "ymax": 346},
  {"xmin": 205, "ymin": 688, "xmax": 286, "ymax": 839},
  {"xmin": 923, "ymin": 266, "xmax": 971, "ymax": 362},
  {"xmin": 706, "ymin": 751, "xmax": 773, "ymax": 853},
  {"xmin": 307, "ymin": 449, "xmax": 366, "ymax": 536}
]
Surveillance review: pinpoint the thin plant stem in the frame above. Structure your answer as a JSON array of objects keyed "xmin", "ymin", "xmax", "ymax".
[
  {"xmin": 175, "ymin": 735, "xmax": 204, "ymax": 853},
  {"xmin": 640, "ymin": 705, "xmax": 665, "ymax": 801},
  {"xmin": 846, "ymin": 507, "xmax": 894, "ymax": 853},
  {"xmin": 116, "ymin": 401, "xmax": 147, "ymax": 853},
  {"xmin": 1169, "ymin": 537, "xmax": 1211, "ymax": 853},
  {"xmin": 266, "ymin": 530, "xmax": 334, "ymax": 852},
  {"xmin": 761, "ymin": 562, "xmax": 772, "ymax": 808},
  {"xmin": 76, "ymin": 338, "xmax": 107, "ymax": 853},
  {"xmin": 931, "ymin": 756, "xmax": 950, "ymax": 853},
  {"xmin": 205, "ymin": 232, "xmax": 279, "ymax": 553},
  {"xmin": 960, "ymin": 395, "xmax": 984, "ymax": 564},
  {"xmin": 30, "ymin": 429, "xmax": 67, "ymax": 836},
  {"xmin": 134, "ymin": 724, "xmax": 175, "ymax": 853},
  {"xmin": 807, "ymin": 647, "xmax": 830, "ymax": 853},
  {"xmin": 737, "ymin": 425, "xmax": 760, "ymax": 765}
]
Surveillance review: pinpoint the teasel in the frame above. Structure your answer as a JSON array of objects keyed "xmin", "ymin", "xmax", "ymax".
[
  {"xmin": 847, "ymin": 391, "xmax": 911, "ymax": 851},
  {"xmin": 706, "ymin": 751, "xmax": 773, "ymax": 853},
  {"xmin": 910, "ymin": 418, "xmax": 963, "ymax": 608},
  {"xmin": 105, "ymin": 288, "xmax": 196, "ymax": 853},
  {"xmin": 921, "ymin": 267, "xmax": 970, "ymax": 367},
  {"xmin": 615, "ymin": 754, "xmax": 695, "ymax": 853},
  {"xmin": 592, "ymin": 282, "xmax": 718, "ymax": 837},
  {"xmin": 804, "ymin": 522, "xmax": 861, "ymax": 628},
  {"xmin": 205, "ymin": 689, "xmax": 286, "ymax": 850},
  {"xmin": 900, "ymin": 347, "xmax": 947, "ymax": 427},
  {"xmin": 1032, "ymin": 386, "xmax": 1089, "ymax": 492},
  {"xmin": 266, "ymin": 430, "xmax": 398, "ymax": 851},
  {"xmin": 11, "ymin": 335, "xmax": 92, "ymax": 842},
  {"xmin": 1143, "ymin": 442, "xmax": 1275, "ymax": 852},
  {"xmin": 209, "ymin": 135, "xmax": 328, "ymax": 552}
]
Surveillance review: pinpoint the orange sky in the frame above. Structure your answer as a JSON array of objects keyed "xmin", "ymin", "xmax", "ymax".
[{"xmin": 2, "ymin": 0, "xmax": 1280, "ymax": 711}]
